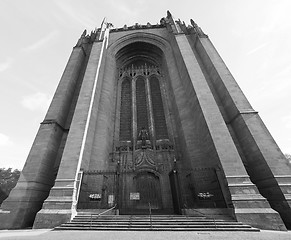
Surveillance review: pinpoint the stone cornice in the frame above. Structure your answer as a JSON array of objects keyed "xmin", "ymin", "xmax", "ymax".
[{"xmin": 40, "ymin": 119, "xmax": 69, "ymax": 132}]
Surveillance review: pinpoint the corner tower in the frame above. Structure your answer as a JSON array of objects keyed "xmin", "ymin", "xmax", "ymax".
[{"xmin": 1, "ymin": 12, "xmax": 291, "ymax": 230}]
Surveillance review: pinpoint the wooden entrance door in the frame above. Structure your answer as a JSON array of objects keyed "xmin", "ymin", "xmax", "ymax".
[{"xmin": 135, "ymin": 172, "xmax": 162, "ymax": 210}]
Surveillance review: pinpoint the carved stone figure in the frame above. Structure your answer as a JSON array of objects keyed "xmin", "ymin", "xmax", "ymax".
[{"xmin": 138, "ymin": 127, "xmax": 149, "ymax": 146}]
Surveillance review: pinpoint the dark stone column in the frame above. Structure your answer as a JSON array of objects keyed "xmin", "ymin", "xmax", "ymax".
[
  {"xmin": 0, "ymin": 45, "xmax": 87, "ymax": 229},
  {"xmin": 33, "ymin": 33, "xmax": 108, "ymax": 228},
  {"xmin": 173, "ymin": 33, "xmax": 286, "ymax": 230},
  {"xmin": 195, "ymin": 35, "xmax": 291, "ymax": 229}
]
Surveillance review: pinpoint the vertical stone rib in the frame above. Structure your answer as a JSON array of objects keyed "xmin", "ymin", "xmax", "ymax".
[
  {"xmin": 132, "ymin": 78, "xmax": 137, "ymax": 147},
  {"xmin": 45, "ymin": 47, "xmax": 86, "ymax": 126},
  {"xmin": 195, "ymin": 36, "xmax": 291, "ymax": 229},
  {"xmin": 196, "ymin": 37, "xmax": 290, "ymax": 173},
  {"xmin": 33, "ymin": 33, "xmax": 108, "ymax": 228},
  {"xmin": 175, "ymin": 34, "xmax": 246, "ymax": 176},
  {"xmin": 174, "ymin": 33, "xmax": 285, "ymax": 230},
  {"xmin": 146, "ymin": 77, "xmax": 155, "ymax": 145},
  {"xmin": 136, "ymin": 77, "xmax": 149, "ymax": 135}
]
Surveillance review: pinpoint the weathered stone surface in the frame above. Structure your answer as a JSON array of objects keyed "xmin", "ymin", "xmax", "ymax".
[
  {"xmin": 0, "ymin": 42, "xmax": 86, "ymax": 228},
  {"xmin": 1, "ymin": 13, "xmax": 290, "ymax": 231},
  {"xmin": 194, "ymin": 36, "xmax": 291, "ymax": 229},
  {"xmin": 33, "ymin": 38, "xmax": 107, "ymax": 229}
]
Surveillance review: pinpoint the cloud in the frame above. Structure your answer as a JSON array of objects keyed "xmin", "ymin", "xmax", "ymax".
[
  {"xmin": 259, "ymin": 1, "xmax": 291, "ymax": 34},
  {"xmin": 110, "ymin": 1, "xmax": 135, "ymax": 17},
  {"xmin": 108, "ymin": 0, "xmax": 146, "ymax": 23},
  {"xmin": 274, "ymin": 64, "xmax": 291, "ymax": 78},
  {"xmin": 282, "ymin": 115, "xmax": 291, "ymax": 129},
  {"xmin": 246, "ymin": 42, "xmax": 269, "ymax": 56},
  {"xmin": 23, "ymin": 31, "xmax": 59, "ymax": 52},
  {"xmin": 54, "ymin": 1, "xmax": 96, "ymax": 27},
  {"xmin": 0, "ymin": 58, "xmax": 13, "ymax": 72},
  {"xmin": 0, "ymin": 133, "xmax": 13, "ymax": 146},
  {"xmin": 21, "ymin": 92, "xmax": 52, "ymax": 112},
  {"xmin": 9, "ymin": 75, "xmax": 40, "ymax": 92}
]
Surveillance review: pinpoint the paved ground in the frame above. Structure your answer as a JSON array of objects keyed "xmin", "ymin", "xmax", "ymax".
[{"xmin": 0, "ymin": 230, "xmax": 291, "ymax": 240}]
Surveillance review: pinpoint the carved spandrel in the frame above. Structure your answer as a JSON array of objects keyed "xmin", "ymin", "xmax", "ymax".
[
  {"xmin": 135, "ymin": 149, "xmax": 156, "ymax": 169},
  {"xmin": 119, "ymin": 64, "xmax": 161, "ymax": 80}
]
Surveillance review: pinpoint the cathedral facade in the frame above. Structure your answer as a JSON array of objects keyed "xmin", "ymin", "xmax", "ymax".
[{"xmin": 1, "ymin": 11, "xmax": 291, "ymax": 230}]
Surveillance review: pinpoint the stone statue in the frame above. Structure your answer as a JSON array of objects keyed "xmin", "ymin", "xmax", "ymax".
[
  {"xmin": 138, "ymin": 127, "xmax": 149, "ymax": 146},
  {"xmin": 106, "ymin": 22, "xmax": 114, "ymax": 28}
]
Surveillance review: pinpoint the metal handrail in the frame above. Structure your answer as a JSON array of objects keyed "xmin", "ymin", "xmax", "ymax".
[
  {"xmin": 97, "ymin": 204, "xmax": 117, "ymax": 217},
  {"xmin": 148, "ymin": 202, "xmax": 152, "ymax": 229},
  {"xmin": 183, "ymin": 204, "xmax": 217, "ymax": 229},
  {"xmin": 90, "ymin": 204, "xmax": 117, "ymax": 229}
]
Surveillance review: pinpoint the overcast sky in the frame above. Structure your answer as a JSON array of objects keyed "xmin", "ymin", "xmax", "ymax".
[{"xmin": 0, "ymin": 0, "xmax": 290, "ymax": 169}]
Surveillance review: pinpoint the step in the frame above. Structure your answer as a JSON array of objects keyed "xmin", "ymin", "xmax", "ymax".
[
  {"xmin": 72, "ymin": 218, "xmax": 226, "ymax": 222},
  {"xmin": 59, "ymin": 224, "xmax": 254, "ymax": 229},
  {"xmin": 69, "ymin": 222, "xmax": 248, "ymax": 227},
  {"xmin": 72, "ymin": 219, "xmax": 242, "ymax": 223},
  {"xmin": 74, "ymin": 215, "xmax": 207, "ymax": 218},
  {"xmin": 73, "ymin": 217, "xmax": 213, "ymax": 221},
  {"xmin": 54, "ymin": 226, "xmax": 259, "ymax": 232},
  {"xmin": 54, "ymin": 214, "xmax": 260, "ymax": 232}
]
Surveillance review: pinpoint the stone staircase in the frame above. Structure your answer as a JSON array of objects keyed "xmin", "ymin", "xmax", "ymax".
[{"xmin": 54, "ymin": 214, "xmax": 260, "ymax": 231}]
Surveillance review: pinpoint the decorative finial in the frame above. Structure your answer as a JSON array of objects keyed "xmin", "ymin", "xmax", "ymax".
[
  {"xmin": 100, "ymin": 17, "xmax": 106, "ymax": 28},
  {"xmin": 81, "ymin": 29, "xmax": 87, "ymax": 37},
  {"xmin": 190, "ymin": 19, "xmax": 207, "ymax": 37},
  {"xmin": 190, "ymin": 19, "xmax": 196, "ymax": 27},
  {"xmin": 106, "ymin": 22, "xmax": 114, "ymax": 29}
]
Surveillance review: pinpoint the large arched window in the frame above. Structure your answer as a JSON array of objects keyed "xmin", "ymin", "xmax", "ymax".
[{"xmin": 118, "ymin": 64, "xmax": 169, "ymax": 144}]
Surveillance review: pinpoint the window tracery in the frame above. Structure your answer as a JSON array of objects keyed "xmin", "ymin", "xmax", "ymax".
[{"xmin": 118, "ymin": 64, "xmax": 169, "ymax": 146}]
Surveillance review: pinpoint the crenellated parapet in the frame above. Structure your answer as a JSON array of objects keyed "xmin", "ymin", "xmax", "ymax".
[
  {"xmin": 75, "ymin": 18, "xmax": 113, "ymax": 47},
  {"xmin": 161, "ymin": 10, "xmax": 208, "ymax": 37},
  {"xmin": 75, "ymin": 29, "xmax": 98, "ymax": 47},
  {"xmin": 110, "ymin": 22, "xmax": 164, "ymax": 33}
]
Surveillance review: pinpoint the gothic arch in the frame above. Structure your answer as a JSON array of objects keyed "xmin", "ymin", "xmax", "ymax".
[{"xmin": 109, "ymin": 32, "xmax": 171, "ymax": 58}]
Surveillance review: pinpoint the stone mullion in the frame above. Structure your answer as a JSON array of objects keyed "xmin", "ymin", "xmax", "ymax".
[
  {"xmin": 158, "ymin": 75, "xmax": 172, "ymax": 140},
  {"xmin": 132, "ymin": 77, "xmax": 137, "ymax": 150},
  {"xmin": 145, "ymin": 76, "xmax": 156, "ymax": 149}
]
